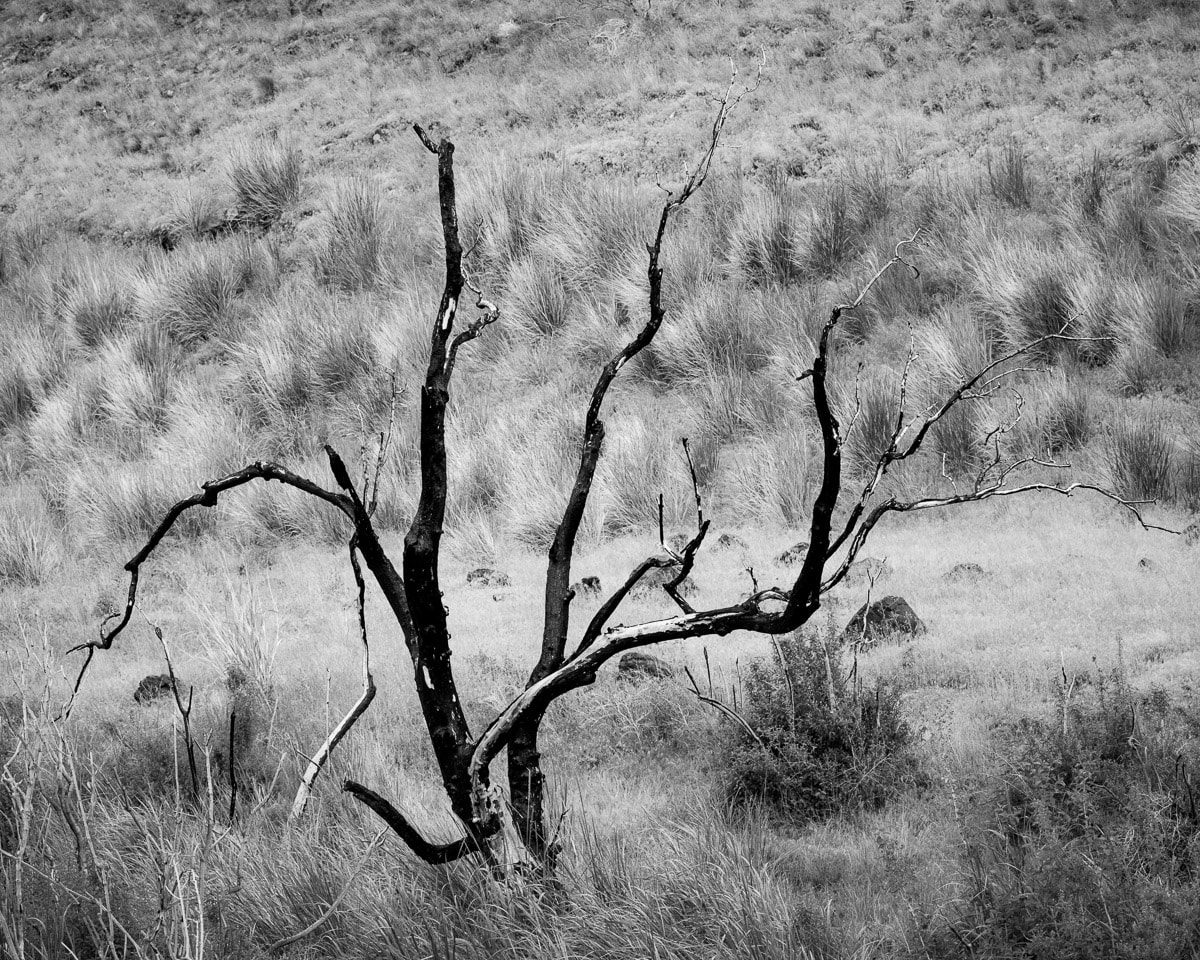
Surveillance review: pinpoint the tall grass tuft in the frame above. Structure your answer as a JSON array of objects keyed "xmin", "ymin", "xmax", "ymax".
[
  {"xmin": 228, "ymin": 138, "xmax": 302, "ymax": 230},
  {"xmin": 986, "ymin": 139, "xmax": 1033, "ymax": 208},
  {"xmin": 1108, "ymin": 413, "xmax": 1174, "ymax": 503},
  {"xmin": 727, "ymin": 171, "xmax": 803, "ymax": 286},
  {"xmin": 60, "ymin": 259, "xmax": 135, "ymax": 347},
  {"xmin": 728, "ymin": 429, "xmax": 813, "ymax": 529},
  {"xmin": 317, "ymin": 179, "xmax": 390, "ymax": 292},
  {"xmin": 135, "ymin": 244, "xmax": 247, "ymax": 348},
  {"xmin": 503, "ymin": 257, "xmax": 573, "ymax": 338},
  {"xmin": 841, "ymin": 367, "xmax": 900, "ymax": 478},
  {"xmin": 803, "ymin": 183, "xmax": 857, "ymax": 279},
  {"xmin": 0, "ymin": 501, "xmax": 62, "ymax": 586}
]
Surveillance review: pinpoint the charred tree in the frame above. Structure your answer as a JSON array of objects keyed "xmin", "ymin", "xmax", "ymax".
[{"xmin": 70, "ymin": 70, "xmax": 1177, "ymax": 876}]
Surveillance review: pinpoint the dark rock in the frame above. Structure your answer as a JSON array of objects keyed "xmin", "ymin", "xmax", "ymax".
[
  {"xmin": 943, "ymin": 562, "xmax": 987, "ymax": 582},
  {"xmin": 1137, "ymin": 556, "xmax": 1156, "ymax": 571},
  {"xmin": 617, "ymin": 651, "xmax": 673, "ymax": 681},
  {"xmin": 631, "ymin": 566, "xmax": 698, "ymax": 599},
  {"xmin": 843, "ymin": 596, "xmax": 925, "ymax": 647},
  {"xmin": 715, "ymin": 533, "xmax": 749, "ymax": 552},
  {"xmin": 776, "ymin": 541, "xmax": 809, "ymax": 566},
  {"xmin": 1183, "ymin": 520, "xmax": 1200, "ymax": 546},
  {"xmin": 134, "ymin": 674, "xmax": 177, "ymax": 705},
  {"xmin": 467, "ymin": 567, "xmax": 511, "ymax": 587},
  {"xmin": 844, "ymin": 557, "xmax": 891, "ymax": 584},
  {"xmin": 571, "ymin": 576, "xmax": 602, "ymax": 598}
]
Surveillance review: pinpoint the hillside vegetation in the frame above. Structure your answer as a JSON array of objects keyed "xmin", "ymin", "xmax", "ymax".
[{"xmin": 2, "ymin": 1, "xmax": 1200, "ymax": 958}]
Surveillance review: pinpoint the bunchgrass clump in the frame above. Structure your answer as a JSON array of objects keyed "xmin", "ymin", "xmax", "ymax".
[
  {"xmin": 727, "ymin": 171, "xmax": 804, "ymax": 286},
  {"xmin": 228, "ymin": 138, "xmax": 302, "ymax": 230},
  {"xmin": 0, "ymin": 503, "xmax": 61, "ymax": 586},
  {"xmin": 136, "ymin": 244, "xmax": 247, "ymax": 348},
  {"xmin": 1108, "ymin": 413, "xmax": 1174, "ymax": 503},
  {"xmin": 986, "ymin": 139, "xmax": 1033, "ymax": 208},
  {"xmin": 317, "ymin": 178, "xmax": 389, "ymax": 292}
]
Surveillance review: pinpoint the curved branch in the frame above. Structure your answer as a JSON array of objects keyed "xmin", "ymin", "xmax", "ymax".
[
  {"xmin": 63, "ymin": 461, "xmax": 353, "ymax": 713},
  {"xmin": 342, "ymin": 781, "xmax": 479, "ymax": 864}
]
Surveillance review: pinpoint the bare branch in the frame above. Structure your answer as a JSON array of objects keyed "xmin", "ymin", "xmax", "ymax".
[
  {"xmin": 289, "ymin": 538, "xmax": 378, "ymax": 821},
  {"xmin": 342, "ymin": 781, "xmax": 479, "ymax": 865},
  {"xmin": 683, "ymin": 667, "xmax": 767, "ymax": 751},
  {"xmin": 63, "ymin": 460, "xmax": 353, "ymax": 714}
]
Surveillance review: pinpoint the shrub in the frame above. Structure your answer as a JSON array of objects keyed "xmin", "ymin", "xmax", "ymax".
[
  {"xmin": 1078, "ymin": 150, "xmax": 1108, "ymax": 220},
  {"xmin": 504, "ymin": 256, "xmax": 573, "ymax": 337},
  {"xmin": 1144, "ymin": 280, "xmax": 1192, "ymax": 356},
  {"xmin": 721, "ymin": 619, "xmax": 916, "ymax": 821},
  {"xmin": 927, "ymin": 659, "xmax": 1200, "ymax": 960},
  {"xmin": 228, "ymin": 138, "xmax": 302, "ymax": 230}
]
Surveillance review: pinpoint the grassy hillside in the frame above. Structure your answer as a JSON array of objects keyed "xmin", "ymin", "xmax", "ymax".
[{"xmin": 3, "ymin": 0, "xmax": 1200, "ymax": 957}]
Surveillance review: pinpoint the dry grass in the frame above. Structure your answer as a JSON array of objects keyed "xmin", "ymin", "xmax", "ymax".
[{"xmin": 3, "ymin": 0, "xmax": 1200, "ymax": 954}]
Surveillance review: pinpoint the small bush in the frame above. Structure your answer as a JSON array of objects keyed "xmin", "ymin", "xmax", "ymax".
[
  {"xmin": 228, "ymin": 138, "xmax": 302, "ymax": 230},
  {"xmin": 1078, "ymin": 150, "xmax": 1108, "ymax": 219},
  {"xmin": 504, "ymin": 256, "xmax": 573, "ymax": 337},
  {"xmin": 722, "ymin": 619, "xmax": 916, "ymax": 821},
  {"xmin": 1145, "ymin": 280, "xmax": 1192, "ymax": 356},
  {"xmin": 928, "ymin": 660, "xmax": 1200, "ymax": 960}
]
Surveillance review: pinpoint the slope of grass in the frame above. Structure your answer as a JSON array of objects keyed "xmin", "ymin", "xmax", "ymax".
[{"xmin": 2, "ymin": 0, "xmax": 1200, "ymax": 956}]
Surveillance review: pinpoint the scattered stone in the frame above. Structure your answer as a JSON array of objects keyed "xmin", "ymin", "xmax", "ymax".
[
  {"xmin": 715, "ymin": 533, "xmax": 749, "ymax": 552},
  {"xmin": 134, "ymin": 674, "xmax": 178, "ymax": 705},
  {"xmin": 943, "ymin": 562, "xmax": 987, "ymax": 583},
  {"xmin": 630, "ymin": 566, "xmax": 698, "ymax": 599},
  {"xmin": 844, "ymin": 557, "xmax": 891, "ymax": 584},
  {"xmin": 1183, "ymin": 520, "xmax": 1200, "ymax": 546},
  {"xmin": 571, "ymin": 576, "xmax": 602, "ymax": 598},
  {"xmin": 776, "ymin": 541, "xmax": 809, "ymax": 566},
  {"xmin": 467, "ymin": 567, "xmax": 511, "ymax": 588},
  {"xmin": 617, "ymin": 651, "xmax": 673, "ymax": 682},
  {"xmin": 843, "ymin": 596, "xmax": 925, "ymax": 647}
]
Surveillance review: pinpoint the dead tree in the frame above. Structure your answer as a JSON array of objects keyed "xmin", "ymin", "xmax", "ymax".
[{"xmin": 69, "ymin": 77, "xmax": 1176, "ymax": 875}]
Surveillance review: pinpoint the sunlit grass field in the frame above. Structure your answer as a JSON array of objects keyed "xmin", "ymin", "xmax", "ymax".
[{"xmin": 3, "ymin": 0, "xmax": 1200, "ymax": 956}]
